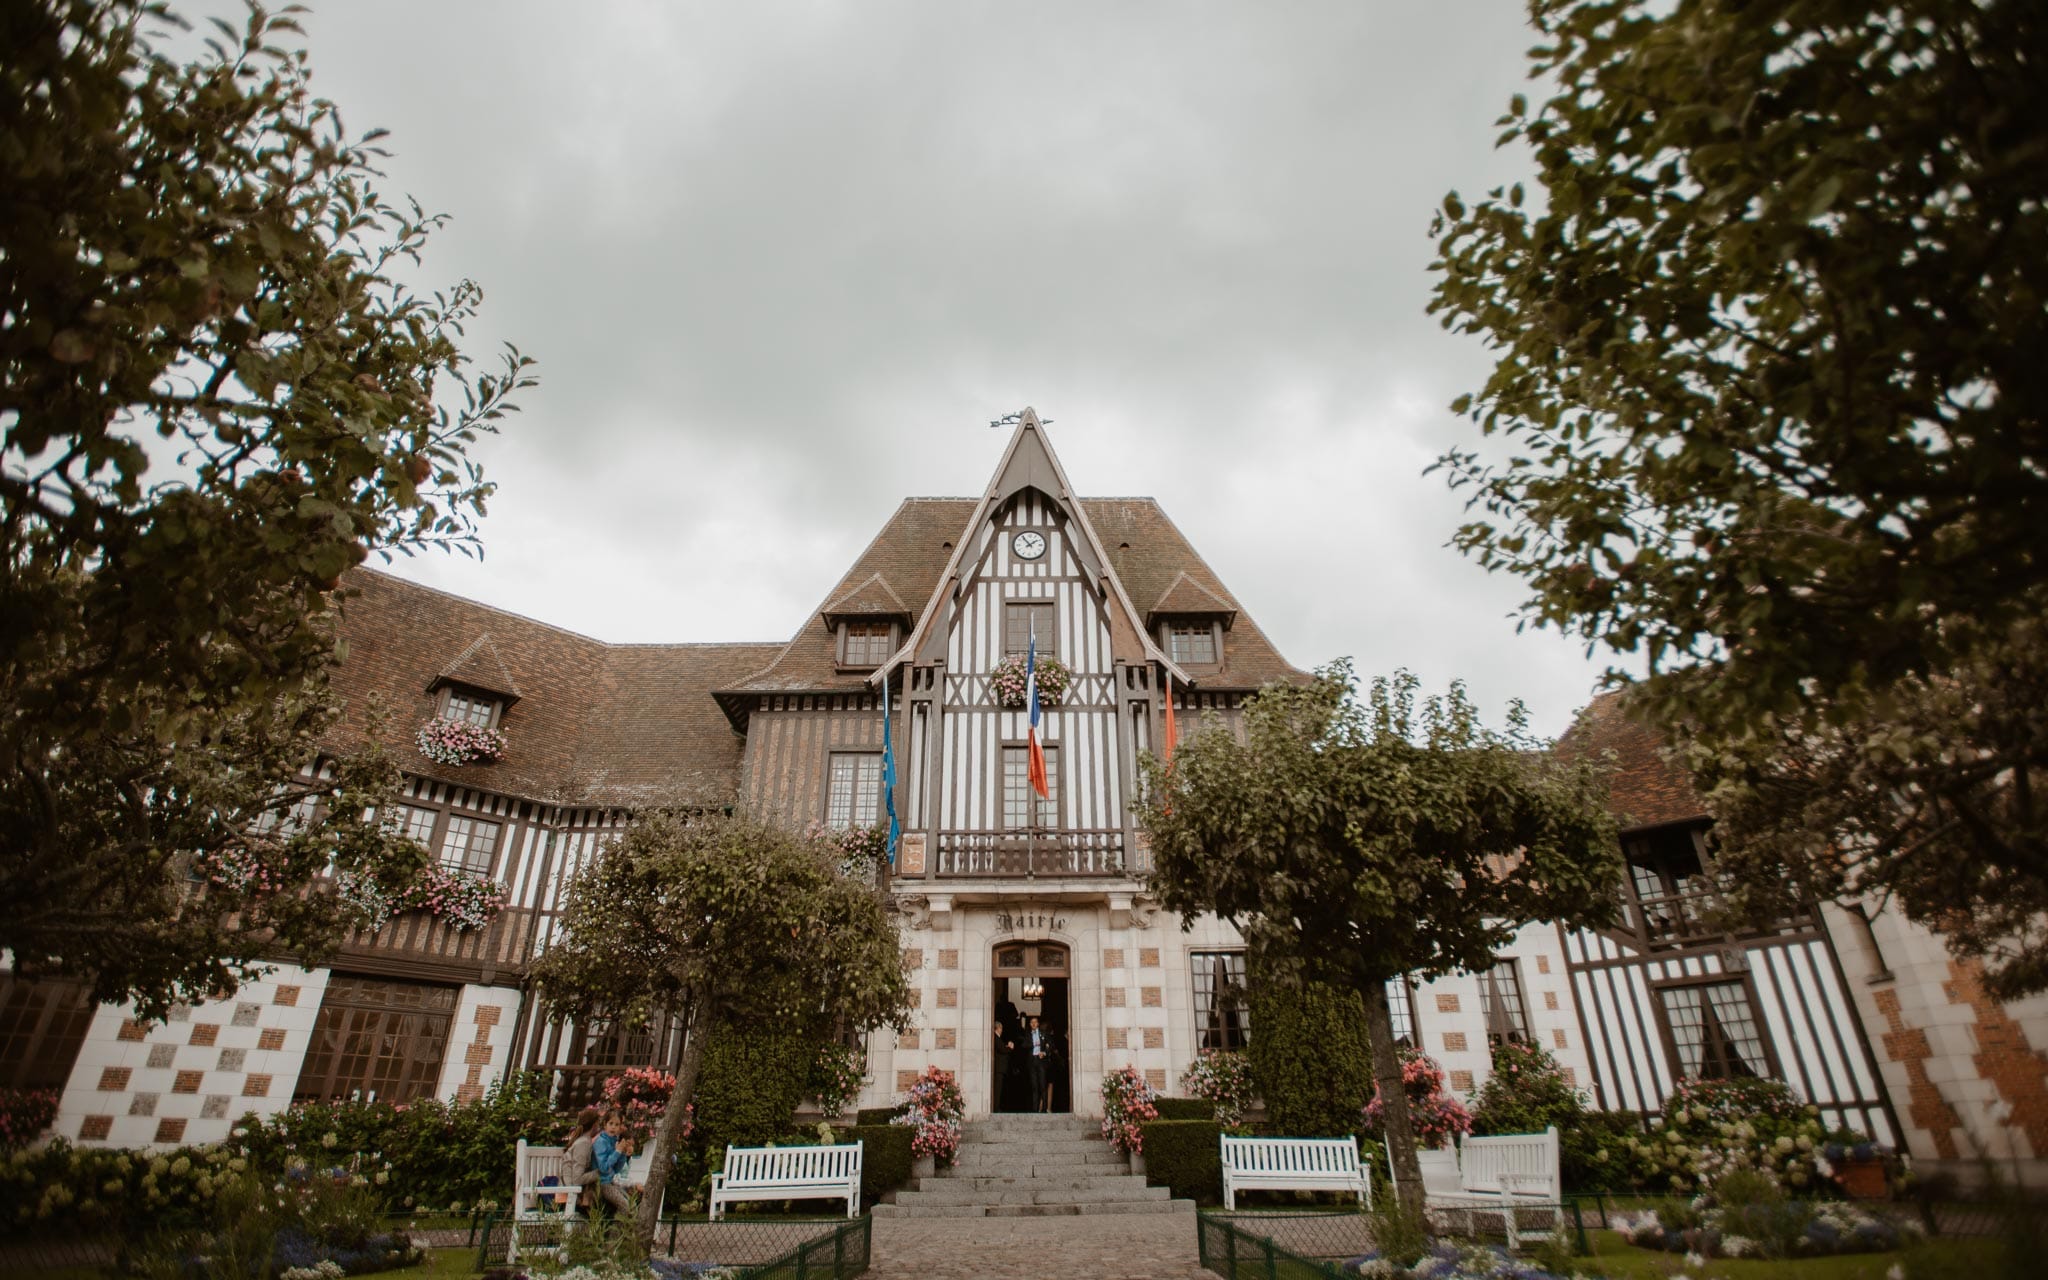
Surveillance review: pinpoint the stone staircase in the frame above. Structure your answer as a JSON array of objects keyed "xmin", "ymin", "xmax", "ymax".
[{"xmin": 872, "ymin": 1113, "xmax": 1194, "ymax": 1218}]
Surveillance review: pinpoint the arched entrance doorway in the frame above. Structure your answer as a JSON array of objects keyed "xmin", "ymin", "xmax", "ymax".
[{"xmin": 992, "ymin": 940, "xmax": 1070, "ymax": 1113}]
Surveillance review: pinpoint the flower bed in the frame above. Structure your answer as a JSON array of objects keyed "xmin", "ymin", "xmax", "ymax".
[
  {"xmin": 893, "ymin": 1066, "xmax": 964, "ymax": 1164},
  {"xmin": 1100, "ymin": 1065, "xmax": 1160, "ymax": 1155},
  {"xmin": 1179, "ymin": 1050, "xmax": 1254, "ymax": 1133},
  {"xmin": 1347, "ymin": 1241, "xmax": 1572, "ymax": 1279},
  {"xmin": 1614, "ymin": 1195, "xmax": 1922, "ymax": 1259},
  {"xmin": 988, "ymin": 652, "xmax": 1070, "ymax": 707},
  {"xmin": 416, "ymin": 717, "xmax": 507, "ymax": 766},
  {"xmin": 1592, "ymin": 1076, "xmax": 1848, "ymax": 1195}
]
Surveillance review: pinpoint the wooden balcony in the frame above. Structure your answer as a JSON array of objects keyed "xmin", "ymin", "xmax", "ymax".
[{"xmin": 932, "ymin": 828, "xmax": 1137, "ymax": 878}]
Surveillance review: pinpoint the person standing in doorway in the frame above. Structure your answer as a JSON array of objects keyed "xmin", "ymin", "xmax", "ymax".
[
  {"xmin": 1026, "ymin": 1015, "xmax": 1049, "ymax": 1112},
  {"xmin": 992, "ymin": 1019, "xmax": 1015, "ymax": 1112}
]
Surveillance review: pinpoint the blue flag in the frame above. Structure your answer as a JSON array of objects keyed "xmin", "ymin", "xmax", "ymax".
[{"xmin": 881, "ymin": 678, "xmax": 900, "ymax": 862}]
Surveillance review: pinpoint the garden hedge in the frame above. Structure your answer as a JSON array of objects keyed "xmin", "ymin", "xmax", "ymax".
[
  {"xmin": 855, "ymin": 1106, "xmax": 905, "ymax": 1126},
  {"xmin": 694, "ymin": 1020, "xmax": 820, "ymax": 1153},
  {"xmin": 845, "ymin": 1123, "xmax": 915, "ymax": 1200},
  {"xmin": 1153, "ymin": 1097, "xmax": 1216, "ymax": 1121},
  {"xmin": 1246, "ymin": 976, "xmax": 1373, "ymax": 1137},
  {"xmin": 1138, "ymin": 1119, "xmax": 1222, "ymax": 1203}
]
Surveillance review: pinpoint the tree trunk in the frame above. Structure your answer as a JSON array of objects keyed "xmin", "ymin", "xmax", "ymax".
[
  {"xmin": 635, "ymin": 998, "xmax": 713, "ymax": 1250},
  {"xmin": 1362, "ymin": 979, "xmax": 1426, "ymax": 1219}
]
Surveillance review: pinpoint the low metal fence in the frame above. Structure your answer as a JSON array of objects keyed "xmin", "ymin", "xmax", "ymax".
[
  {"xmin": 472, "ymin": 1211, "xmax": 867, "ymax": 1276},
  {"xmin": 734, "ymin": 1215, "xmax": 870, "ymax": 1279},
  {"xmin": 1197, "ymin": 1211, "xmax": 1370, "ymax": 1280}
]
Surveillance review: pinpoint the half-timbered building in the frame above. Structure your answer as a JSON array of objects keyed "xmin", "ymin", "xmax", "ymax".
[{"xmin": 6, "ymin": 411, "xmax": 2044, "ymax": 1185}]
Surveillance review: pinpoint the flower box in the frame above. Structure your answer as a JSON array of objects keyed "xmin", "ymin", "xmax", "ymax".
[
  {"xmin": 415, "ymin": 717, "xmax": 507, "ymax": 766},
  {"xmin": 1835, "ymin": 1154, "xmax": 1890, "ymax": 1199},
  {"xmin": 988, "ymin": 653, "xmax": 1070, "ymax": 708}
]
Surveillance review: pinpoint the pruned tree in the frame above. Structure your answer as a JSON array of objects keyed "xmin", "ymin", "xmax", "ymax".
[
  {"xmin": 1137, "ymin": 663, "xmax": 1620, "ymax": 1213},
  {"xmin": 1426, "ymin": 1, "xmax": 2048, "ymax": 991},
  {"xmin": 531, "ymin": 809, "xmax": 914, "ymax": 1247},
  {"xmin": 0, "ymin": 0, "xmax": 533, "ymax": 1015}
]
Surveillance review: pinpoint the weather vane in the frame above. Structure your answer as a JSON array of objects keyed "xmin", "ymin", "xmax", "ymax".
[{"xmin": 989, "ymin": 408, "xmax": 1052, "ymax": 429}]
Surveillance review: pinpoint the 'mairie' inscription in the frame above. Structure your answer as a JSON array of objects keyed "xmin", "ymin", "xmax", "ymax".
[{"xmin": 995, "ymin": 907, "xmax": 1066, "ymax": 932}]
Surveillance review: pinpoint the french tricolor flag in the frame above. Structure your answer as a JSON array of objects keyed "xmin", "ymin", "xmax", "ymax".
[{"xmin": 1025, "ymin": 628, "xmax": 1049, "ymax": 800}]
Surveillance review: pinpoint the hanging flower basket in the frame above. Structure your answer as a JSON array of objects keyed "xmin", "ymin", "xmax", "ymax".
[
  {"xmin": 416, "ymin": 718, "xmax": 507, "ymax": 766},
  {"xmin": 989, "ymin": 653, "xmax": 1070, "ymax": 708}
]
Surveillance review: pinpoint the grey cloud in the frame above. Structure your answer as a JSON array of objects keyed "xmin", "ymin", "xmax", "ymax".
[{"xmin": 198, "ymin": 1, "xmax": 1615, "ymax": 734}]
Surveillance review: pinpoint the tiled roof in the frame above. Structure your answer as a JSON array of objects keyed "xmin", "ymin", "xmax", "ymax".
[
  {"xmin": 1085, "ymin": 499, "xmax": 1302, "ymax": 690},
  {"xmin": 1556, "ymin": 689, "xmax": 1707, "ymax": 832},
  {"xmin": 325, "ymin": 488, "xmax": 1305, "ymax": 805},
  {"xmin": 722, "ymin": 496, "xmax": 1306, "ymax": 696},
  {"xmin": 324, "ymin": 570, "xmax": 777, "ymax": 807}
]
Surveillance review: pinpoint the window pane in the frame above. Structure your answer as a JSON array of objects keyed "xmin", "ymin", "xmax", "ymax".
[
  {"xmin": 1659, "ymin": 981, "xmax": 1769, "ymax": 1080},
  {"xmin": 295, "ymin": 977, "xmax": 455, "ymax": 1105},
  {"xmin": 827, "ymin": 753, "xmax": 883, "ymax": 829},
  {"xmin": 1004, "ymin": 603, "xmax": 1056, "ymax": 656},
  {"xmin": 441, "ymin": 816, "xmax": 498, "ymax": 875},
  {"xmin": 844, "ymin": 622, "xmax": 892, "ymax": 667},
  {"xmin": 1168, "ymin": 623, "xmax": 1216, "ymax": 664},
  {"xmin": 1002, "ymin": 745, "xmax": 1059, "ymax": 828},
  {"xmin": 1192, "ymin": 951, "xmax": 1249, "ymax": 1051},
  {"xmin": 445, "ymin": 693, "xmax": 495, "ymax": 727},
  {"xmin": 394, "ymin": 805, "xmax": 438, "ymax": 846},
  {"xmin": 1480, "ymin": 960, "xmax": 1530, "ymax": 1045},
  {"xmin": 1386, "ymin": 976, "xmax": 1419, "ymax": 1048}
]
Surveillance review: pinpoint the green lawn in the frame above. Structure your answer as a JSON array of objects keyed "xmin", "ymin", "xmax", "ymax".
[
  {"xmin": 379, "ymin": 1248, "xmax": 484, "ymax": 1278},
  {"xmin": 1573, "ymin": 1229, "xmax": 2004, "ymax": 1280}
]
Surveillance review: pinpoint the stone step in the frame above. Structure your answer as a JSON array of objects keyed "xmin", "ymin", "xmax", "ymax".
[
  {"xmin": 947, "ymin": 1138, "xmax": 1115, "ymax": 1156},
  {"xmin": 937, "ymin": 1146, "xmax": 1122, "ymax": 1171},
  {"xmin": 944, "ymin": 1157, "xmax": 1128, "ymax": 1176},
  {"xmin": 895, "ymin": 1180, "xmax": 1170, "ymax": 1206},
  {"xmin": 871, "ymin": 1197, "xmax": 1196, "ymax": 1219},
  {"xmin": 919, "ymin": 1173, "xmax": 1150, "ymax": 1194}
]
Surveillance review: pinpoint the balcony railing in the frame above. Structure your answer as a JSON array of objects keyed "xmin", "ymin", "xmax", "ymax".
[{"xmin": 933, "ymin": 828, "xmax": 1133, "ymax": 877}]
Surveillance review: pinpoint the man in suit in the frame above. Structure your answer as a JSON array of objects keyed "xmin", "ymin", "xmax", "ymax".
[
  {"xmin": 992, "ymin": 1019, "xmax": 1015, "ymax": 1112},
  {"xmin": 1025, "ymin": 1016, "xmax": 1049, "ymax": 1112}
]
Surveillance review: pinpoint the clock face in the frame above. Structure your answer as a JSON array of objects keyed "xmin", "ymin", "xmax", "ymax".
[{"xmin": 1012, "ymin": 531, "xmax": 1047, "ymax": 560}]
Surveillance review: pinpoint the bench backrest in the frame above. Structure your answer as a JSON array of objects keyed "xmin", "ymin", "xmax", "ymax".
[
  {"xmin": 1219, "ymin": 1135, "xmax": 1362, "ymax": 1177},
  {"xmin": 1459, "ymin": 1127, "xmax": 1560, "ymax": 1195},
  {"xmin": 721, "ymin": 1142, "xmax": 863, "ymax": 1186},
  {"xmin": 516, "ymin": 1140, "xmax": 568, "ymax": 1188}
]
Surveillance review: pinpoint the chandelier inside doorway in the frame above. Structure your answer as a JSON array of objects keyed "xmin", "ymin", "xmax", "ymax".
[{"xmin": 1022, "ymin": 977, "xmax": 1044, "ymax": 1000}]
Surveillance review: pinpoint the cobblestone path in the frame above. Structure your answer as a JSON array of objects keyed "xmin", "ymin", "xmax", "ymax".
[{"xmin": 867, "ymin": 1212, "xmax": 1217, "ymax": 1279}]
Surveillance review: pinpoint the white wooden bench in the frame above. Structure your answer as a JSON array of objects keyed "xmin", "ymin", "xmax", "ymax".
[
  {"xmin": 1219, "ymin": 1135, "xmax": 1373, "ymax": 1211},
  {"xmin": 1386, "ymin": 1127, "xmax": 1561, "ymax": 1248},
  {"xmin": 510, "ymin": 1140, "xmax": 582, "ymax": 1261},
  {"xmin": 708, "ymin": 1141, "xmax": 864, "ymax": 1221}
]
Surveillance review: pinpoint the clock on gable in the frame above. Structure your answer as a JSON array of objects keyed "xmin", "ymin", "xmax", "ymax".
[{"xmin": 1012, "ymin": 531, "xmax": 1047, "ymax": 560}]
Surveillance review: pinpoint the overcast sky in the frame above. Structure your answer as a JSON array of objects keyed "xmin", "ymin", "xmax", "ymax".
[{"xmin": 233, "ymin": 1, "xmax": 1619, "ymax": 737}]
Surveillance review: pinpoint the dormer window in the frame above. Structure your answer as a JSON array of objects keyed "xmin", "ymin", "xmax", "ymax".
[
  {"xmin": 1165, "ymin": 620, "xmax": 1218, "ymax": 665},
  {"xmin": 840, "ymin": 620, "xmax": 895, "ymax": 669},
  {"xmin": 442, "ymin": 689, "xmax": 500, "ymax": 728}
]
